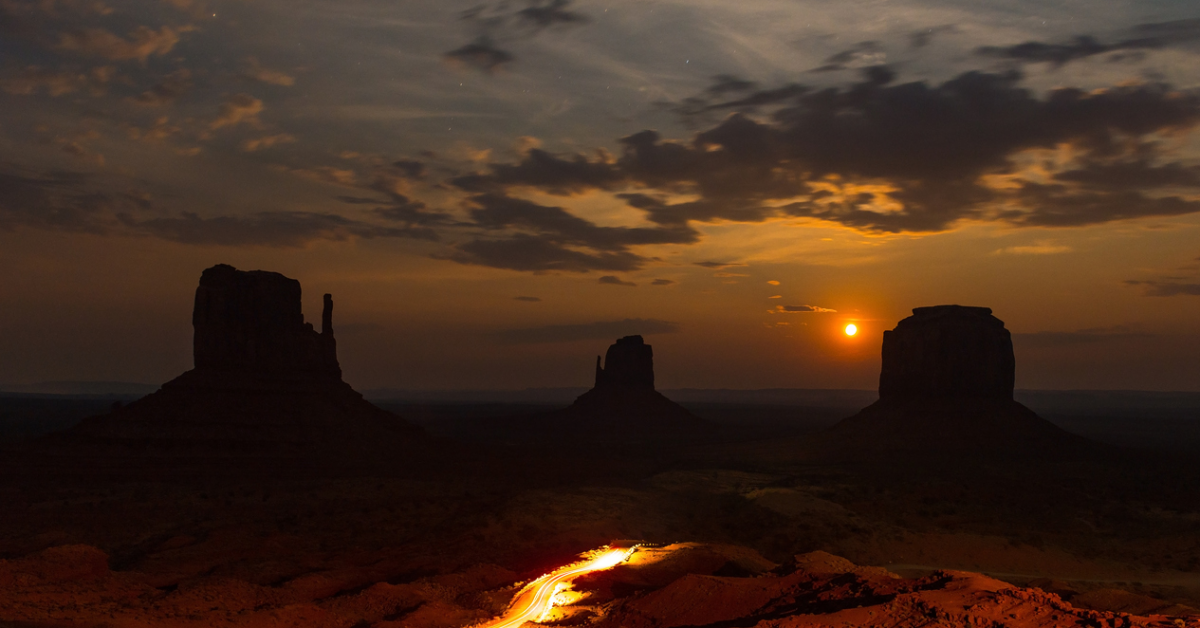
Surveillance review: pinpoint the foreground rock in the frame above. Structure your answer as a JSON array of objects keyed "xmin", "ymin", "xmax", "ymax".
[
  {"xmin": 46, "ymin": 264, "xmax": 419, "ymax": 471},
  {"xmin": 824, "ymin": 305, "xmax": 1080, "ymax": 456},
  {"xmin": 2, "ymin": 543, "xmax": 1194, "ymax": 628}
]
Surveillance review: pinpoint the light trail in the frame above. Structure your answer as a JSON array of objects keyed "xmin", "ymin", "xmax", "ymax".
[{"xmin": 479, "ymin": 546, "xmax": 637, "ymax": 628}]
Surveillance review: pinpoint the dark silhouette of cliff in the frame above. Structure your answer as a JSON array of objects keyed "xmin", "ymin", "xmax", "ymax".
[
  {"xmin": 823, "ymin": 305, "xmax": 1082, "ymax": 456},
  {"xmin": 55, "ymin": 264, "xmax": 420, "ymax": 466},
  {"xmin": 499, "ymin": 336, "xmax": 702, "ymax": 441}
]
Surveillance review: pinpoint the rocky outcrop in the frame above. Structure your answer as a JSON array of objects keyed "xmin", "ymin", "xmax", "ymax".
[
  {"xmin": 879, "ymin": 305, "xmax": 1014, "ymax": 400},
  {"xmin": 566, "ymin": 335, "xmax": 700, "ymax": 432},
  {"xmin": 498, "ymin": 336, "xmax": 701, "ymax": 440},
  {"xmin": 57, "ymin": 264, "xmax": 419, "ymax": 467},
  {"xmin": 192, "ymin": 264, "xmax": 340, "ymax": 378},
  {"xmin": 2, "ymin": 543, "xmax": 1194, "ymax": 628},
  {"xmin": 824, "ymin": 305, "xmax": 1080, "ymax": 456},
  {"xmin": 594, "ymin": 335, "xmax": 655, "ymax": 391}
]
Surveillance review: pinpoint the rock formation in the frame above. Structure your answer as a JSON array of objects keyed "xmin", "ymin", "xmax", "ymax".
[
  {"xmin": 566, "ymin": 335, "xmax": 700, "ymax": 431},
  {"xmin": 3, "ymin": 543, "xmax": 1193, "ymax": 628},
  {"xmin": 593, "ymin": 335, "xmax": 655, "ymax": 391},
  {"xmin": 824, "ymin": 305, "xmax": 1080, "ymax": 456},
  {"xmin": 879, "ymin": 305, "xmax": 1015, "ymax": 400},
  {"xmin": 192, "ymin": 264, "xmax": 340, "ymax": 378},
  {"xmin": 500, "ymin": 336, "xmax": 701, "ymax": 440},
  {"xmin": 60, "ymin": 264, "xmax": 420, "ymax": 466}
]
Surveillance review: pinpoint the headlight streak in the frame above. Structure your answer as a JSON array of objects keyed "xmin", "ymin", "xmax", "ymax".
[{"xmin": 475, "ymin": 545, "xmax": 639, "ymax": 628}]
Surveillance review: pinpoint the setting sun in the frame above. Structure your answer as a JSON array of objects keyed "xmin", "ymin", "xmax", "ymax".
[{"xmin": 845, "ymin": 324, "xmax": 858, "ymax": 336}]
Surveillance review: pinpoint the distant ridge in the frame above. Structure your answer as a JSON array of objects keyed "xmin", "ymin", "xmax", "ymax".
[{"xmin": 361, "ymin": 387, "xmax": 1200, "ymax": 410}]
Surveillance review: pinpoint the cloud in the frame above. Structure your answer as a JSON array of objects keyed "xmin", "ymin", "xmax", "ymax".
[
  {"xmin": 241, "ymin": 133, "xmax": 296, "ymax": 152},
  {"xmin": 211, "ymin": 94, "xmax": 263, "ymax": 129},
  {"xmin": 244, "ymin": 58, "xmax": 295, "ymax": 86},
  {"xmin": 459, "ymin": 67, "xmax": 1200, "ymax": 234},
  {"xmin": 1125, "ymin": 280, "xmax": 1200, "ymax": 297},
  {"xmin": 976, "ymin": 19, "xmax": 1200, "ymax": 68},
  {"xmin": 130, "ymin": 69, "xmax": 192, "ymax": 106},
  {"xmin": 767, "ymin": 280, "xmax": 780, "ymax": 285},
  {"xmin": 910, "ymin": 25, "xmax": 956, "ymax": 49},
  {"xmin": 445, "ymin": 193, "xmax": 697, "ymax": 273},
  {"xmin": 1, "ymin": 65, "xmax": 111, "ymax": 97},
  {"xmin": 136, "ymin": 211, "xmax": 441, "ymax": 246},
  {"xmin": 810, "ymin": 41, "xmax": 885, "ymax": 73},
  {"xmin": 452, "ymin": 148, "xmax": 623, "ymax": 194},
  {"xmin": 514, "ymin": 296, "xmax": 541, "ymax": 302},
  {"xmin": 693, "ymin": 260, "xmax": 745, "ymax": 269},
  {"xmin": 993, "ymin": 241, "xmax": 1072, "ymax": 255},
  {"xmin": 465, "ymin": 193, "xmax": 696, "ymax": 249},
  {"xmin": 447, "ymin": 1, "xmax": 589, "ymax": 73},
  {"xmin": 713, "ymin": 272, "xmax": 748, "ymax": 278},
  {"xmin": 651, "ymin": 279, "xmax": 675, "ymax": 286},
  {"xmin": 493, "ymin": 318, "xmax": 680, "ymax": 344},
  {"xmin": 372, "ymin": 196, "xmax": 456, "ymax": 228},
  {"xmin": 1013, "ymin": 326, "xmax": 1153, "ymax": 347},
  {"xmin": 54, "ymin": 132, "xmax": 105, "ymax": 166},
  {"xmin": 1001, "ymin": 186, "xmax": 1200, "ymax": 228},
  {"xmin": 280, "ymin": 165, "xmax": 358, "ymax": 186},
  {"xmin": 389, "ymin": 159, "xmax": 426, "ymax": 180},
  {"xmin": 514, "ymin": 0, "xmax": 588, "ymax": 32},
  {"xmin": 770, "ymin": 305, "xmax": 837, "ymax": 313},
  {"xmin": 444, "ymin": 37, "xmax": 514, "ymax": 73},
  {"xmin": 0, "ymin": 163, "xmax": 443, "ymax": 246},
  {"xmin": 447, "ymin": 234, "xmax": 646, "ymax": 273},
  {"xmin": 0, "ymin": 166, "xmax": 133, "ymax": 234},
  {"xmin": 598, "ymin": 275, "xmax": 636, "ymax": 287},
  {"xmin": 768, "ymin": 295, "xmax": 782, "ymax": 299},
  {"xmin": 57, "ymin": 25, "xmax": 190, "ymax": 63}
]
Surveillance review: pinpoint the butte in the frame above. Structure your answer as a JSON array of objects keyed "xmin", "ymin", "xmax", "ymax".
[
  {"xmin": 50, "ymin": 264, "xmax": 420, "ymax": 472},
  {"xmin": 505, "ymin": 335, "xmax": 702, "ymax": 440},
  {"xmin": 822, "ymin": 305, "xmax": 1084, "ymax": 457}
]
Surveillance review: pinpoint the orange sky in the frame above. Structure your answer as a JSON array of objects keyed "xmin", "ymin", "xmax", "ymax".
[{"xmin": 1, "ymin": 0, "xmax": 1198, "ymax": 391}]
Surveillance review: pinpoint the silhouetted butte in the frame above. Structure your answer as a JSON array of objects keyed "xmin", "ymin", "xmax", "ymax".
[
  {"xmin": 59, "ymin": 264, "xmax": 420, "ymax": 464},
  {"xmin": 824, "ymin": 305, "xmax": 1081, "ymax": 456},
  {"xmin": 507, "ymin": 336, "xmax": 701, "ymax": 440}
]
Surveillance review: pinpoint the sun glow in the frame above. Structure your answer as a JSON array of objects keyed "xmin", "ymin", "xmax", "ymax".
[{"xmin": 845, "ymin": 324, "xmax": 858, "ymax": 336}]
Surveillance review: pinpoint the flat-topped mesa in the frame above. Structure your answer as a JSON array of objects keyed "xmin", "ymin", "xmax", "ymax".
[
  {"xmin": 821, "ymin": 304, "xmax": 1083, "ymax": 457},
  {"xmin": 879, "ymin": 305, "xmax": 1014, "ymax": 401},
  {"xmin": 594, "ymin": 335, "xmax": 655, "ymax": 391},
  {"xmin": 192, "ymin": 264, "xmax": 340, "ymax": 379}
]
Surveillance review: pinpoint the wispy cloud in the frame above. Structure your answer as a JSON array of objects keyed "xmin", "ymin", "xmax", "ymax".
[
  {"xmin": 211, "ymin": 94, "xmax": 263, "ymax": 130},
  {"xmin": 598, "ymin": 275, "xmax": 636, "ymax": 287},
  {"xmin": 769, "ymin": 304, "xmax": 837, "ymax": 314},
  {"xmin": 993, "ymin": 241, "xmax": 1072, "ymax": 255},
  {"xmin": 1013, "ymin": 325, "xmax": 1152, "ymax": 347},
  {"xmin": 57, "ymin": 25, "xmax": 192, "ymax": 63},
  {"xmin": 1126, "ymin": 280, "xmax": 1200, "ymax": 297}
]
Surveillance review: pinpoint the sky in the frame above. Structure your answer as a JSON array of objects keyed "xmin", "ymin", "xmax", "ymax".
[{"xmin": 1, "ymin": 0, "xmax": 1199, "ymax": 392}]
